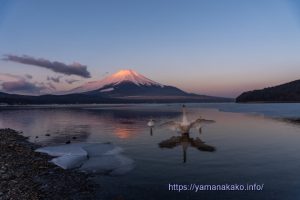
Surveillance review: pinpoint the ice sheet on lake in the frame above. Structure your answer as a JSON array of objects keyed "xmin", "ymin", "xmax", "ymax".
[
  {"xmin": 36, "ymin": 142, "xmax": 134, "ymax": 175},
  {"xmin": 36, "ymin": 143, "xmax": 88, "ymax": 157},
  {"xmin": 191, "ymin": 103, "xmax": 300, "ymax": 118},
  {"xmin": 82, "ymin": 143, "xmax": 123, "ymax": 156},
  {"xmin": 80, "ymin": 154, "xmax": 134, "ymax": 175},
  {"xmin": 52, "ymin": 154, "xmax": 87, "ymax": 169}
]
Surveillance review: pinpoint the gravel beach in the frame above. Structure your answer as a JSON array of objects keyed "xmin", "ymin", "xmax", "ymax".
[{"xmin": 0, "ymin": 128, "xmax": 96, "ymax": 200}]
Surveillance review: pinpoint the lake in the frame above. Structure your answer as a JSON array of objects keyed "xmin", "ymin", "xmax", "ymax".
[{"xmin": 1, "ymin": 103, "xmax": 300, "ymax": 200}]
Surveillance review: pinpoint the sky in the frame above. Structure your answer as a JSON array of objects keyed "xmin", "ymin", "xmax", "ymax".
[{"xmin": 1, "ymin": 0, "xmax": 300, "ymax": 97}]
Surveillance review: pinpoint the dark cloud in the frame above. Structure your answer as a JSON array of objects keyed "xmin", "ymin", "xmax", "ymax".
[
  {"xmin": 47, "ymin": 76, "xmax": 62, "ymax": 83},
  {"xmin": 3, "ymin": 54, "xmax": 91, "ymax": 78},
  {"xmin": 65, "ymin": 79, "xmax": 79, "ymax": 84},
  {"xmin": 25, "ymin": 74, "xmax": 33, "ymax": 79},
  {"xmin": 1, "ymin": 80, "xmax": 46, "ymax": 94}
]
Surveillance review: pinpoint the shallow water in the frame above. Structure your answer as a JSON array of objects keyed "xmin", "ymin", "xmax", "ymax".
[{"xmin": 1, "ymin": 103, "xmax": 300, "ymax": 200}]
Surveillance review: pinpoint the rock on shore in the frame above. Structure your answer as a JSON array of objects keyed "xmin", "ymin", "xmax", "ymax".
[{"xmin": 0, "ymin": 128, "xmax": 96, "ymax": 200}]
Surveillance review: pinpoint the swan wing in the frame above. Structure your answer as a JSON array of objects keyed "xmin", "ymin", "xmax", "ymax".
[
  {"xmin": 190, "ymin": 118, "xmax": 216, "ymax": 128},
  {"xmin": 159, "ymin": 121, "xmax": 181, "ymax": 130}
]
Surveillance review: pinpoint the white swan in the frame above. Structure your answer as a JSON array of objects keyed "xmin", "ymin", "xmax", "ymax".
[
  {"xmin": 160, "ymin": 105, "xmax": 215, "ymax": 134},
  {"xmin": 147, "ymin": 119, "xmax": 155, "ymax": 127},
  {"xmin": 147, "ymin": 119, "xmax": 155, "ymax": 136}
]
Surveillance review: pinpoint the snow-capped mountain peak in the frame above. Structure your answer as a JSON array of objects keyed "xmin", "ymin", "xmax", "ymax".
[
  {"xmin": 104, "ymin": 69, "xmax": 162, "ymax": 86},
  {"xmin": 69, "ymin": 69, "xmax": 163, "ymax": 93}
]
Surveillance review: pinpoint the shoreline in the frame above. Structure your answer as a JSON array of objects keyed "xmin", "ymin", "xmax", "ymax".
[{"xmin": 0, "ymin": 128, "xmax": 96, "ymax": 200}]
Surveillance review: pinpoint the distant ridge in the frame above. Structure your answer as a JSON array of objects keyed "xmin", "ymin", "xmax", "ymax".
[{"xmin": 236, "ymin": 80, "xmax": 300, "ymax": 103}]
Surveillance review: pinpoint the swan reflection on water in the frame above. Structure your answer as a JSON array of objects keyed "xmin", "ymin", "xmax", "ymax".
[{"xmin": 159, "ymin": 133, "xmax": 215, "ymax": 163}]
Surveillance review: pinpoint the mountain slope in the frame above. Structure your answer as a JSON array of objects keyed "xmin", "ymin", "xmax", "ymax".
[
  {"xmin": 236, "ymin": 80, "xmax": 300, "ymax": 103},
  {"xmin": 70, "ymin": 69, "xmax": 164, "ymax": 94},
  {"xmin": 86, "ymin": 81, "xmax": 190, "ymax": 97},
  {"xmin": 70, "ymin": 69, "xmax": 228, "ymax": 101}
]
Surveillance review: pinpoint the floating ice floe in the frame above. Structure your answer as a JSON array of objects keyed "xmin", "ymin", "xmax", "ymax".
[{"xmin": 36, "ymin": 142, "xmax": 134, "ymax": 176}]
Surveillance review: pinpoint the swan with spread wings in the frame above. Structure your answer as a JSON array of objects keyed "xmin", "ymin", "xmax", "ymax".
[{"xmin": 160, "ymin": 105, "xmax": 215, "ymax": 134}]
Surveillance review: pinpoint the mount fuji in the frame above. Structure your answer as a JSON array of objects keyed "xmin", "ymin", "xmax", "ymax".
[
  {"xmin": 70, "ymin": 69, "xmax": 164, "ymax": 94},
  {"xmin": 69, "ymin": 69, "xmax": 193, "ymax": 98},
  {"xmin": 0, "ymin": 69, "xmax": 233, "ymax": 104}
]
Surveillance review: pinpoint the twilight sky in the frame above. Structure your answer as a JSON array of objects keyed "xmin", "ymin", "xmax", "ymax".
[{"xmin": 1, "ymin": 0, "xmax": 300, "ymax": 97}]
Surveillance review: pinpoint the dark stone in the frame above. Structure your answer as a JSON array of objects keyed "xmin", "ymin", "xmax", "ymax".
[{"xmin": 0, "ymin": 128, "xmax": 96, "ymax": 199}]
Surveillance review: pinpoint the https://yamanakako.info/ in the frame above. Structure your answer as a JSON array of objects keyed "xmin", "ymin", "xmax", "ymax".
[{"xmin": 168, "ymin": 183, "xmax": 264, "ymax": 192}]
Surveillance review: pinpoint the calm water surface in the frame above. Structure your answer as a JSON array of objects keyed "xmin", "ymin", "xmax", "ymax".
[{"xmin": 1, "ymin": 103, "xmax": 300, "ymax": 200}]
